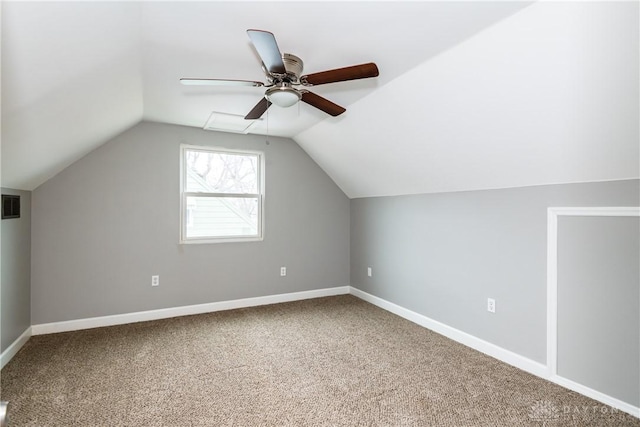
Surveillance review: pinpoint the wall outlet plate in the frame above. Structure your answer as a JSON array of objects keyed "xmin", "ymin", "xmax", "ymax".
[
  {"xmin": 487, "ymin": 298, "xmax": 496, "ymax": 313},
  {"xmin": 280, "ymin": 267, "xmax": 286, "ymax": 276},
  {"xmin": 152, "ymin": 275, "xmax": 159, "ymax": 287}
]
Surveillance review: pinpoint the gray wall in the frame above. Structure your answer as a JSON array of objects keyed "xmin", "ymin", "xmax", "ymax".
[
  {"xmin": 350, "ymin": 180, "xmax": 639, "ymax": 364},
  {"xmin": 31, "ymin": 121, "xmax": 350, "ymax": 324},
  {"xmin": 1, "ymin": 188, "xmax": 32, "ymax": 352},
  {"xmin": 557, "ymin": 216, "xmax": 639, "ymax": 406}
]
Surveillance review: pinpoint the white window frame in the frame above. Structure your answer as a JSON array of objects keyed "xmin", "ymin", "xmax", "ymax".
[{"xmin": 180, "ymin": 144, "xmax": 265, "ymax": 244}]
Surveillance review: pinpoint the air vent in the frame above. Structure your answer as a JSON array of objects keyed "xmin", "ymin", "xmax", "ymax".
[
  {"xmin": 2, "ymin": 194, "xmax": 20, "ymax": 219},
  {"xmin": 203, "ymin": 112, "xmax": 261, "ymax": 134}
]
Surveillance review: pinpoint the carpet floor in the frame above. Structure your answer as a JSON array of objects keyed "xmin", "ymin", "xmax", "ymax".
[{"xmin": 1, "ymin": 295, "xmax": 638, "ymax": 426}]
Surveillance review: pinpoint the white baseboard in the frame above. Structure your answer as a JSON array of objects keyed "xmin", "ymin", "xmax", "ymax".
[
  {"xmin": 550, "ymin": 374, "xmax": 640, "ymax": 419},
  {"xmin": 32, "ymin": 286, "xmax": 350, "ymax": 335},
  {"xmin": 1, "ymin": 327, "xmax": 32, "ymax": 369},
  {"xmin": 349, "ymin": 287, "xmax": 640, "ymax": 419},
  {"xmin": 348, "ymin": 287, "xmax": 549, "ymax": 378}
]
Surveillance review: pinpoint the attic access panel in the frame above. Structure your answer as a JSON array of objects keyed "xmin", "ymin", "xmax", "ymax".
[
  {"xmin": 203, "ymin": 112, "xmax": 261, "ymax": 134},
  {"xmin": 2, "ymin": 194, "xmax": 21, "ymax": 219}
]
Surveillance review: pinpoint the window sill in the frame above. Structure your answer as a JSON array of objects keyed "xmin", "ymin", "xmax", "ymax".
[{"xmin": 179, "ymin": 236, "xmax": 263, "ymax": 245}]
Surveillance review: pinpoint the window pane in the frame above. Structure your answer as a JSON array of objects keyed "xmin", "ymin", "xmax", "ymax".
[
  {"xmin": 185, "ymin": 150, "xmax": 258, "ymax": 194},
  {"xmin": 185, "ymin": 196, "xmax": 258, "ymax": 238}
]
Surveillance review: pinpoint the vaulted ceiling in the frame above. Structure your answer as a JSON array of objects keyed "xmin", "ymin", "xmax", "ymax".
[{"xmin": 2, "ymin": 1, "xmax": 638, "ymax": 197}]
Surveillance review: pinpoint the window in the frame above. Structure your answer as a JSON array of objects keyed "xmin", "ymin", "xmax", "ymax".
[{"xmin": 180, "ymin": 145, "xmax": 264, "ymax": 243}]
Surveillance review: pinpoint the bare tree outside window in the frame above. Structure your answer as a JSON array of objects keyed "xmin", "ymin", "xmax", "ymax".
[
  {"xmin": 186, "ymin": 150, "xmax": 258, "ymax": 218},
  {"xmin": 181, "ymin": 146, "xmax": 263, "ymax": 242}
]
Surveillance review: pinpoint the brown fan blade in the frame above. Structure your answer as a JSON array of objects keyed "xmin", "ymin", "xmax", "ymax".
[
  {"xmin": 300, "ymin": 63, "xmax": 379, "ymax": 86},
  {"xmin": 247, "ymin": 29, "xmax": 286, "ymax": 75},
  {"xmin": 301, "ymin": 92, "xmax": 346, "ymax": 117},
  {"xmin": 180, "ymin": 78, "xmax": 263, "ymax": 87},
  {"xmin": 245, "ymin": 97, "xmax": 272, "ymax": 120}
]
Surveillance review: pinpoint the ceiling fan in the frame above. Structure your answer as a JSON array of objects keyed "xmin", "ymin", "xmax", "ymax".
[{"xmin": 180, "ymin": 29, "xmax": 379, "ymax": 120}]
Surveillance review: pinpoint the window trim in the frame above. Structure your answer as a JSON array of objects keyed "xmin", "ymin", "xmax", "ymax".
[{"xmin": 179, "ymin": 144, "xmax": 265, "ymax": 244}]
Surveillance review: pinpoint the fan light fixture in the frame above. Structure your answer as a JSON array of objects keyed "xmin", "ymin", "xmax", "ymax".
[{"xmin": 265, "ymin": 85, "xmax": 301, "ymax": 108}]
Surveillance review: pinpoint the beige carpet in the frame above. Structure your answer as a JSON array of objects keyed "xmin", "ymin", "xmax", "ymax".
[{"xmin": 1, "ymin": 295, "xmax": 638, "ymax": 426}]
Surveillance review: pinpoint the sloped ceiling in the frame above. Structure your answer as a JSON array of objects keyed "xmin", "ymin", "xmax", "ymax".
[
  {"xmin": 2, "ymin": 1, "xmax": 638, "ymax": 196},
  {"xmin": 296, "ymin": 1, "xmax": 640, "ymax": 197},
  {"xmin": 2, "ymin": 1, "xmax": 531, "ymax": 191},
  {"xmin": 2, "ymin": 2, "xmax": 144, "ymax": 191}
]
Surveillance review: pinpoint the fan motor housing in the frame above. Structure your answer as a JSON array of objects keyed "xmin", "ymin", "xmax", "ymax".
[{"xmin": 282, "ymin": 53, "xmax": 303, "ymax": 82}]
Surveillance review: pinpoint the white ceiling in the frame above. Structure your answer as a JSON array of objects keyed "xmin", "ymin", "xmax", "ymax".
[
  {"xmin": 297, "ymin": 1, "xmax": 640, "ymax": 197},
  {"xmin": 2, "ymin": 1, "xmax": 638, "ymax": 196}
]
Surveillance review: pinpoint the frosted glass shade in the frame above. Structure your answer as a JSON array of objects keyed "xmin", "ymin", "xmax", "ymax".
[{"xmin": 265, "ymin": 87, "xmax": 301, "ymax": 108}]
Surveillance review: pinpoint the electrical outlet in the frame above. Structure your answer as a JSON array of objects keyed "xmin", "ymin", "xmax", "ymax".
[
  {"xmin": 280, "ymin": 267, "xmax": 287, "ymax": 276},
  {"xmin": 367, "ymin": 267, "xmax": 372, "ymax": 277},
  {"xmin": 487, "ymin": 298, "xmax": 496, "ymax": 313},
  {"xmin": 152, "ymin": 275, "xmax": 159, "ymax": 287}
]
